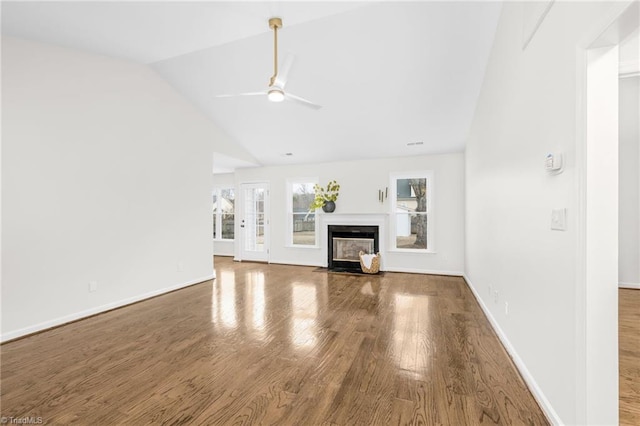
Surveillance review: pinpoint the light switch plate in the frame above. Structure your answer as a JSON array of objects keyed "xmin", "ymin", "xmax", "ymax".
[{"xmin": 551, "ymin": 208, "xmax": 566, "ymax": 231}]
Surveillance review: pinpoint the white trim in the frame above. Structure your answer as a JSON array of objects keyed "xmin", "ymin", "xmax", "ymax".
[
  {"xmin": 283, "ymin": 244, "xmax": 320, "ymax": 250},
  {"xmin": 619, "ymin": 282, "xmax": 640, "ymax": 289},
  {"xmin": 464, "ymin": 274, "xmax": 561, "ymax": 425},
  {"xmin": 0, "ymin": 274, "xmax": 214, "ymax": 343},
  {"xmin": 574, "ymin": 38, "xmax": 589, "ymax": 426},
  {"xmin": 385, "ymin": 267, "xmax": 462, "ymax": 276},
  {"xmin": 267, "ymin": 260, "xmax": 461, "ymax": 277},
  {"xmin": 574, "ymin": 3, "xmax": 637, "ymax": 422},
  {"xmin": 386, "ymin": 249, "xmax": 437, "ymax": 254},
  {"xmin": 268, "ymin": 259, "xmax": 323, "ymax": 268}
]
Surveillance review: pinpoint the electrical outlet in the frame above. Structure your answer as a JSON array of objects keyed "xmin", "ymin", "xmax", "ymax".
[
  {"xmin": 177, "ymin": 261, "xmax": 184, "ymax": 272},
  {"xmin": 505, "ymin": 301, "xmax": 509, "ymax": 315},
  {"xmin": 493, "ymin": 290, "xmax": 499, "ymax": 303},
  {"xmin": 89, "ymin": 281, "xmax": 98, "ymax": 293}
]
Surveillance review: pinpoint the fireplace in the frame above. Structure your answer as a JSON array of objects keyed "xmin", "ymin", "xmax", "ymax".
[{"xmin": 328, "ymin": 225, "xmax": 379, "ymax": 272}]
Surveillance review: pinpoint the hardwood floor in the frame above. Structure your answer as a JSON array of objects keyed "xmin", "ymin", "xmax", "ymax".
[
  {"xmin": 1, "ymin": 257, "xmax": 549, "ymax": 425},
  {"xmin": 620, "ymin": 288, "xmax": 640, "ymax": 426}
]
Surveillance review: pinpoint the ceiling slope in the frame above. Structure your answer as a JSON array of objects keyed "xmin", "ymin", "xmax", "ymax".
[{"xmin": 2, "ymin": 1, "xmax": 503, "ymax": 168}]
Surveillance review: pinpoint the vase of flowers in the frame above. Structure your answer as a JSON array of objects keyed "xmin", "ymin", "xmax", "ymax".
[
  {"xmin": 309, "ymin": 180, "xmax": 340, "ymax": 213},
  {"xmin": 322, "ymin": 200, "xmax": 336, "ymax": 213}
]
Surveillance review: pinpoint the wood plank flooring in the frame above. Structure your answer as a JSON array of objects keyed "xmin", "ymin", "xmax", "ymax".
[
  {"xmin": 1, "ymin": 257, "xmax": 550, "ymax": 425},
  {"xmin": 620, "ymin": 288, "xmax": 640, "ymax": 426}
]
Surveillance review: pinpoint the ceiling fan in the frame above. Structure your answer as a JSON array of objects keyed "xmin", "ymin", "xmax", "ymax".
[{"xmin": 215, "ymin": 17, "xmax": 322, "ymax": 110}]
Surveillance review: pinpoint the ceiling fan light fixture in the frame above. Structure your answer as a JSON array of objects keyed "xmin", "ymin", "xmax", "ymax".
[
  {"xmin": 213, "ymin": 17, "xmax": 321, "ymax": 109},
  {"xmin": 268, "ymin": 88, "xmax": 285, "ymax": 102}
]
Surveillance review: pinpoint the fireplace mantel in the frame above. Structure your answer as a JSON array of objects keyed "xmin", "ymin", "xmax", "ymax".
[{"xmin": 320, "ymin": 214, "xmax": 387, "ymax": 269}]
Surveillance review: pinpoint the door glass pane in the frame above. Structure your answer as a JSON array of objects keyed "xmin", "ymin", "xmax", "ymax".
[
  {"xmin": 221, "ymin": 214, "xmax": 234, "ymax": 239},
  {"xmin": 244, "ymin": 188, "xmax": 266, "ymax": 252},
  {"xmin": 256, "ymin": 213, "xmax": 265, "ymax": 250}
]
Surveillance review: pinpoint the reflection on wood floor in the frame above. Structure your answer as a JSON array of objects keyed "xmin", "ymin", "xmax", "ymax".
[
  {"xmin": 1, "ymin": 257, "xmax": 549, "ymax": 424},
  {"xmin": 620, "ymin": 288, "xmax": 640, "ymax": 426}
]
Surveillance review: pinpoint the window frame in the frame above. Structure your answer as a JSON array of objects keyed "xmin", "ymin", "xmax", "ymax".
[
  {"xmin": 286, "ymin": 178, "xmax": 319, "ymax": 248},
  {"xmin": 389, "ymin": 171, "xmax": 435, "ymax": 253},
  {"xmin": 212, "ymin": 186, "xmax": 236, "ymax": 241}
]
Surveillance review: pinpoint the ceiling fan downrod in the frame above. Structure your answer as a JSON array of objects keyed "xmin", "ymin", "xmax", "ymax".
[{"xmin": 268, "ymin": 17, "xmax": 282, "ymax": 87}]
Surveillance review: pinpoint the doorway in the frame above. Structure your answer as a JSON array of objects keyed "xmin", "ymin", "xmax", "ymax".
[
  {"xmin": 618, "ymin": 27, "xmax": 640, "ymax": 426},
  {"xmin": 618, "ymin": 31, "xmax": 640, "ymax": 290},
  {"xmin": 577, "ymin": 2, "xmax": 639, "ymax": 424},
  {"xmin": 239, "ymin": 183, "xmax": 270, "ymax": 262}
]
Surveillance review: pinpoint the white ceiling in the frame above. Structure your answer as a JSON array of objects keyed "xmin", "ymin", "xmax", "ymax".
[{"xmin": 1, "ymin": 1, "xmax": 503, "ymax": 172}]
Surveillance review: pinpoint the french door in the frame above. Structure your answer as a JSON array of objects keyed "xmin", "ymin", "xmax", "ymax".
[{"xmin": 239, "ymin": 183, "xmax": 270, "ymax": 262}]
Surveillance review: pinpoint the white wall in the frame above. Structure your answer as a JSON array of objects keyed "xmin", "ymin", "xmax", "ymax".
[
  {"xmin": 218, "ymin": 153, "xmax": 464, "ymax": 275},
  {"xmin": 465, "ymin": 2, "xmax": 624, "ymax": 424},
  {"xmin": 1, "ymin": 37, "xmax": 250, "ymax": 341},
  {"xmin": 619, "ymin": 76, "xmax": 640, "ymax": 287}
]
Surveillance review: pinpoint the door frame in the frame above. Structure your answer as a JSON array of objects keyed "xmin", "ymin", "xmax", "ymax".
[
  {"xmin": 575, "ymin": 1, "xmax": 638, "ymax": 423},
  {"xmin": 236, "ymin": 182, "xmax": 270, "ymax": 262}
]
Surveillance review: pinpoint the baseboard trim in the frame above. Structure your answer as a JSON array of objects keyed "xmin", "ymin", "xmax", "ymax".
[
  {"xmin": 619, "ymin": 282, "xmax": 640, "ymax": 289},
  {"xmin": 385, "ymin": 266, "xmax": 463, "ymax": 276},
  {"xmin": 268, "ymin": 259, "xmax": 324, "ymax": 268},
  {"xmin": 233, "ymin": 258, "xmax": 462, "ymax": 277},
  {"xmin": 1, "ymin": 274, "xmax": 214, "ymax": 343},
  {"xmin": 213, "ymin": 250, "xmax": 235, "ymax": 257},
  {"xmin": 463, "ymin": 274, "xmax": 562, "ymax": 426}
]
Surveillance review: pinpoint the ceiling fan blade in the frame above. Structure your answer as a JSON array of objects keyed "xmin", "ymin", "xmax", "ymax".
[
  {"xmin": 285, "ymin": 92, "xmax": 322, "ymax": 110},
  {"xmin": 274, "ymin": 53, "xmax": 295, "ymax": 89},
  {"xmin": 214, "ymin": 92, "xmax": 265, "ymax": 98}
]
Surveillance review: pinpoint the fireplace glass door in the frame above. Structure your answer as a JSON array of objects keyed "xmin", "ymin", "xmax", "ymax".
[
  {"xmin": 332, "ymin": 238, "xmax": 374, "ymax": 262},
  {"xmin": 327, "ymin": 225, "xmax": 379, "ymax": 272}
]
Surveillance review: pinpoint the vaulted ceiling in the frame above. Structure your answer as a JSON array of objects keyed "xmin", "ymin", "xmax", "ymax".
[{"xmin": 2, "ymin": 1, "xmax": 503, "ymax": 172}]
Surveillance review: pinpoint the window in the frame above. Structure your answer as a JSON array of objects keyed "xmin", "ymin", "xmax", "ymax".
[
  {"xmin": 212, "ymin": 188, "xmax": 235, "ymax": 240},
  {"xmin": 287, "ymin": 180, "xmax": 318, "ymax": 247},
  {"xmin": 390, "ymin": 172, "xmax": 433, "ymax": 251}
]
